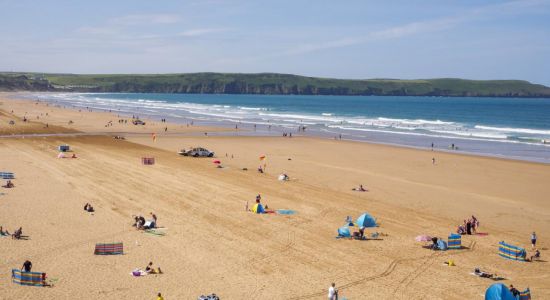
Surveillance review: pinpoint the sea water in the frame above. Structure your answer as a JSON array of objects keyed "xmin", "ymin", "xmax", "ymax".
[{"xmin": 21, "ymin": 93, "xmax": 550, "ymax": 163}]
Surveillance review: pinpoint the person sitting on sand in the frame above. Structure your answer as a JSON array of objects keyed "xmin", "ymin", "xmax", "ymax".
[
  {"xmin": 84, "ymin": 203, "xmax": 94, "ymax": 212},
  {"xmin": 509, "ymin": 285, "xmax": 520, "ymax": 297},
  {"xmin": 353, "ymin": 227, "xmax": 365, "ymax": 240},
  {"xmin": 0, "ymin": 226, "xmax": 9, "ymax": 236},
  {"xmin": 12, "ymin": 227, "xmax": 22, "ymax": 239},
  {"xmin": 137, "ymin": 216, "xmax": 146, "ymax": 230},
  {"xmin": 530, "ymin": 249, "xmax": 541, "ymax": 262},
  {"xmin": 2, "ymin": 180, "xmax": 14, "ymax": 188},
  {"xmin": 457, "ymin": 224, "xmax": 466, "ymax": 235},
  {"xmin": 431, "ymin": 237, "xmax": 439, "ymax": 250},
  {"xmin": 474, "ymin": 267, "xmax": 494, "ymax": 278},
  {"xmin": 145, "ymin": 262, "xmax": 162, "ymax": 274}
]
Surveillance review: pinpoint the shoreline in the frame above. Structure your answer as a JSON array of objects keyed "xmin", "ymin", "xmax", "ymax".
[{"xmin": 5, "ymin": 92, "xmax": 550, "ymax": 165}]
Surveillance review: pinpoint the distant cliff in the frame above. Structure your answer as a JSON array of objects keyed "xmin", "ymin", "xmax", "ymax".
[{"xmin": 2, "ymin": 72, "xmax": 550, "ymax": 97}]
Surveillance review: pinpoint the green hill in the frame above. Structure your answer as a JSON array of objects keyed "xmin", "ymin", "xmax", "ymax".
[{"xmin": 1, "ymin": 72, "xmax": 550, "ymax": 97}]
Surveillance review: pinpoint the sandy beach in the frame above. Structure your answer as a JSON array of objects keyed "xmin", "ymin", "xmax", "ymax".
[{"xmin": 1, "ymin": 94, "xmax": 549, "ymax": 299}]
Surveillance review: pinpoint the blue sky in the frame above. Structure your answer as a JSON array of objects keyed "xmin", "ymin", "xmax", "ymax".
[{"xmin": 1, "ymin": 0, "xmax": 549, "ymax": 85}]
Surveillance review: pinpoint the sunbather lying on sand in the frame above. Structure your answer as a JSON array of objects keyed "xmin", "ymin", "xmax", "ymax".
[
  {"xmin": 352, "ymin": 185, "xmax": 368, "ymax": 192},
  {"xmin": 473, "ymin": 267, "xmax": 495, "ymax": 278},
  {"xmin": 0, "ymin": 226, "xmax": 10, "ymax": 236}
]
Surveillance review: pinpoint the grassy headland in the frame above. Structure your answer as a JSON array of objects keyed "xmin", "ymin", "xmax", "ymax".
[{"xmin": 2, "ymin": 72, "xmax": 550, "ymax": 97}]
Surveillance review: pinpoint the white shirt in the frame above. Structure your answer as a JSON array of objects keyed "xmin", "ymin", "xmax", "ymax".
[{"xmin": 328, "ymin": 286, "xmax": 336, "ymax": 299}]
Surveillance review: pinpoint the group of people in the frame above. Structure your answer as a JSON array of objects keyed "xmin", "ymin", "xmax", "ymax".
[
  {"xmin": 2, "ymin": 180, "xmax": 14, "ymax": 188},
  {"xmin": 456, "ymin": 215, "xmax": 479, "ymax": 235},
  {"xmin": 133, "ymin": 213, "xmax": 158, "ymax": 230}
]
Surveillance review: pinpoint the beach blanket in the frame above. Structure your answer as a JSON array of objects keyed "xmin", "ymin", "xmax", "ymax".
[
  {"xmin": 94, "ymin": 242, "xmax": 123, "ymax": 255},
  {"xmin": 276, "ymin": 209, "xmax": 296, "ymax": 215},
  {"xmin": 11, "ymin": 269, "xmax": 47, "ymax": 287},
  {"xmin": 0, "ymin": 172, "xmax": 15, "ymax": 179},
  {"xmin": 144, "ymin": 229, "xmax": 166, "ymax": 236}
]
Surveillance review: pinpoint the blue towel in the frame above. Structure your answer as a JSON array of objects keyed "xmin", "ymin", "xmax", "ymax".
[{"xmin": 276, "ymin": 209, "xmax": 296, "ymax": 215}]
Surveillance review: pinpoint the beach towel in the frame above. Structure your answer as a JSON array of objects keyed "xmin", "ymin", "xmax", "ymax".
[
  {"xmin": 276, "ymin": 209, "xmax": 296, "ymax": 215},
  {"xmin": 144, "ymin": 229, "xmax": 166, "ymax": 236},
  {"xmin": 94, "ymin": 242, "xmax": 123, "ymax": 255},
  {"xmin": 0, "ymin": 172, "xmax": 15, "ymax": 179},
  {"xmin": 498, "ymin": 241, "xmax": 527, "ymax": 261},
  {"xmin": 11, "ymin": 269, "xmax": 47, "ymax": 287}
]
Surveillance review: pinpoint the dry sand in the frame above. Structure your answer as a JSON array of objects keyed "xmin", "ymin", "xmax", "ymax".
[{"xmin": 0, "ymin": 94, "xmax": 549, "ymax": 299}]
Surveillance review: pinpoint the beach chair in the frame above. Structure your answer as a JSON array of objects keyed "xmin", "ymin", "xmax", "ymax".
[
  {"xmin": 141, "ymin": 157, "xmax": 155, "ymax": 165},
  {"xmin": 498, "ymin": 241, "xmax": 527, "ymax": 261},
  {"xmin": 0, "ymin": 172, "xmax": 15, "ymax": 179},
  {"xmin": 94, "ymin": 242, "xmax": 124, "ymax": 255},
  {"xmin": 447, "ymin": 233, "xmax": 461, "ymax": 250},
  {"xmin": 11, "ymin": 269, "xmax": 47, "ymax": 287},
  {"xmin": 519, "ymin": 288, "xmax": 531, "ymax": 300}
]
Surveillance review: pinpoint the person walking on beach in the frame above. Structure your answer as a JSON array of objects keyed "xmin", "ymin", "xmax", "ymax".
[
  {"xmin": 328, "ymin": 283, "xmax": 338, "ymax": 300},
  {"xmin": 431, "ymin": 142, "xmax": 434, "ymax": 150},
  {"xmin": 531, "ymin": 232, "xmax": 537, "ymax": 249},
  {"xmin": 432, "ymin": 157, "xmax": 436, "ymax": 165}
]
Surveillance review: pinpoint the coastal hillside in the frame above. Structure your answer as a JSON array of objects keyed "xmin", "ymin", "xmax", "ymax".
[{"xmin": 2, "ymin": 72, "xmax": 550, "ymax": 97}]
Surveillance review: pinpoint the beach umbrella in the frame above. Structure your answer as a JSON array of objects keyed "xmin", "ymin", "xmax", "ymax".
[
  {"xmin": 356, "ymin": 212, "xmax": 377, "ymax": 228},
  {"xmin": 415, "ymin": 235, "xmax": 432, "ymax": 242}
]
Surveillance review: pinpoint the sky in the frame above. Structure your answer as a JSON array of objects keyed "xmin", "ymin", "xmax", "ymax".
[{"xmin": 1, "ymin": 0, "xmax": 549, "ymax": 85}]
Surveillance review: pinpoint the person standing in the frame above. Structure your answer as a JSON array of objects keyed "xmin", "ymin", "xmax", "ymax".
[
  {"xmin": 22, "ymin": 260, "xmax": 32, "ymax": 272},
  {"xmin": 531, "ymin": 232, "xmax": 537, "ymax": 249},
  {"xmin": 328, "ymin": 282, "xmax": 338, "ymax": 300}
]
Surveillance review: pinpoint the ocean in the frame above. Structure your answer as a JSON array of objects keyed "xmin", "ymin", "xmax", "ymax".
[{"xmin": 22, "ymin": 93, "xmax": 550, "ymax": 163}]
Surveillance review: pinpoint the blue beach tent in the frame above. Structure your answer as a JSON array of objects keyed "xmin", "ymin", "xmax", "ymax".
[
  {"xmin": 485, "ymin": 283, "xmax": 516, "ymax": 300},
  {"xmin": 338, "ymin": 226, "xmax": 351, "ymax": 238},
  {"xmin": 356, "ymin": 213, "xmax": 377, "ymax": 228}
]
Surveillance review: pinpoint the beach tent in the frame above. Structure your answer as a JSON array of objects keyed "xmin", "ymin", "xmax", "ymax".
[
  {"xmin": 58, "ymin": 145, "xmax": 70, "ymax": 152},
  {"xmin": 448, "ymin": 233, "xmax": 462, "ymax": 249},
  {"xmin": 252, "ymin": 203, "xmax": 265, "ymax": 214},
  {"xmin": 11, "ymin": 269, "xmax": 47, "ymax": 287},
  {"xmin": 498, "ymin": 241, "xmax": 527, "ymax": 261},
  {"xmin": 437, "ymin": 239, "xmax": 448, "ymax": 251},
  {"xmin": 338, "ymin": 226, "xmax": 351, "ymax": 238},
  {"xmin": 141, "ymin": 157, "xmax": 155, "ymax": 165},
  {"xmin": 356, "ymin": 213, "xmax": 377, "ymax": 228},
  {"xmin": 485, "ymin": 283, "xmax": 516, "ymax": 300}
]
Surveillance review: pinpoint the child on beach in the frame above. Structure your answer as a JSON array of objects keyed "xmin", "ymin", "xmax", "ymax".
[{"xmin": 531, "ymin": 232, "xmax": 537, "ymax": 248}]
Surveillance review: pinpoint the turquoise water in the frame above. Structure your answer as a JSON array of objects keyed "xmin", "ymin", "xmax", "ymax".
[{"xmin": 27, "ymin": 93, "xmax": 550, "ymax": 163}]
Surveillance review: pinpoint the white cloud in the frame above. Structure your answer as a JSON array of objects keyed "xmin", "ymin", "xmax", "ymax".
[
  {"xmin": 111, "ymin": 14, "xmax": 181, "ymax": 26},
  {"xmin": 178, "ymin": 28, "xmax": 231, "ymax": 37}
]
